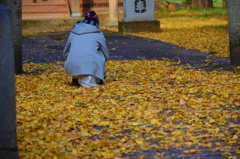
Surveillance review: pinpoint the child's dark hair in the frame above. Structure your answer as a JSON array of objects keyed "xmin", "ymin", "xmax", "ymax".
[
  {"xmin": 84, "ymin": 11, "xmax": 98, "ymax": 20},
  {"xmin": 77, "ymin": 11, "xmax": 99, "ymax": 28}
]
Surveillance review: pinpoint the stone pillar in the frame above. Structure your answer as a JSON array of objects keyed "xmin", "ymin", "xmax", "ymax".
[
  {"xmin": 69, "ymin": 0, "xmax": 81, "ymax": 17},
  {"xmin": 0, "ymin": 0, "xmax": 22, "ymax": 74},
  {"xmin": 106, "ymin": 0, "xmax": 119, "ymax": 28},
  {"xmin": 0, "ymin": 5, "xmax": 18, "ymax": 159},
  {"xmin": 119, "ymin": 0, "xmax": 160, "ymax": 33},
  {"xmin": 227, "ymin": 0, "xmax": 240, "ymax": 66}
]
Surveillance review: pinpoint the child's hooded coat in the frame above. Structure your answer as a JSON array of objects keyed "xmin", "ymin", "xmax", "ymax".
[{"xmin": 63, "ymin": 22, "xmax": 109, "ymax": 81}]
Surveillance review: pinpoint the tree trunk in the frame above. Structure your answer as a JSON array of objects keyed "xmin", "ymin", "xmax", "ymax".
[
  {"xmin": 222, "ymin": 0, "xmax": 227, "ymax": 7},
  {"xmin": 227, "ymin": 0, "xmax": 240, "ymax": 66},
  {"xmin": 0, "ymin": 0, "xmax": 22, "ymax": 74},
  {"xmin": 0, "ymin": 5, "xmax": 18, "ymax": 159},
  {"xmin": 192, "ymin": 0, "xmax": 213, "ymax": 8},
  {"xmin": 183, "ymin": 0, "xmax": 192, "ymax": 5}
]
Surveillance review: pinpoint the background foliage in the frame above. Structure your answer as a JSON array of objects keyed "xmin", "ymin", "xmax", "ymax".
[{"xmin": 157, "ymin": 0, "xmax": 225, "ymax": 7}]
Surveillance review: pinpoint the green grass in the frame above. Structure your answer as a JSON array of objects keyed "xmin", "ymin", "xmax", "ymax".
[
  {"xmin": 155, "ymin": 7, "xmax": 227, "ymax": 19},
  {"xmin": 195, "ymin": 13, "xmax": 211, "ymax": 18},
  {"xmin": 156, "ymin": 0, "xmax": 224, "ymax": 7}
]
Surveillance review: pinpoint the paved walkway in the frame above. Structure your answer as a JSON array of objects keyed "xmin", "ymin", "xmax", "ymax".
[{"xmin": 22, "ymin": 29, "xmax": 236, "ymax": 72}]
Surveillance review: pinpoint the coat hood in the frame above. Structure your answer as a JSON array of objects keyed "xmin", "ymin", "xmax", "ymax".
[{"xmin": 71, "ymin": 22, "xmax": 100, "ymax": 35}]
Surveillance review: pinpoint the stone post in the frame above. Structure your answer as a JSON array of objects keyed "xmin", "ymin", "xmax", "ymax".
[
  {"xmin": 119, "ymin": 0, "xmax": 160, "ymax": 33},
  {"xmin": 227, "ymin": 0, "xmax": 240, "ymax": 66},
  {"xmin": 106, "ymin": 0, "xmax": 119, "ymax": 28},
  {"xmin": 69, "ymin": 0, "xmax": 81, "ymax": 17},
  {"xmin": 0, "ymin": 5, "xmax": 18, "ymax": 159},
  {"xmin": 0, "ymin": 0, "xmax": 22, "ymax": 74}
]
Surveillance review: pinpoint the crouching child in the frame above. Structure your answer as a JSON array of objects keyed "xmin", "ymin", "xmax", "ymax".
[{"xmin": 63, "ymin": 11, "xmax": 109, "ymax": 87}]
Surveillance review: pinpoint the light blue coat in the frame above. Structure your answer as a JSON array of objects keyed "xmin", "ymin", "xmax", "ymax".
[{"xmin": 63, "ymin": 22, "xmax": 109, "ymax": 81}]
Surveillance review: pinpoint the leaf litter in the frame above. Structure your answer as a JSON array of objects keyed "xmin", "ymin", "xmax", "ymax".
[
  {"xmin": 16, "ymin": 60, "xmax": 240, "ymax": 158},
  {"xmin": 19, "ymin": 10, "xmax": 240, "ymax": 158},
  {"xmin": 103, "ymin": 10, "xmax": 229, "ymax": 58}
]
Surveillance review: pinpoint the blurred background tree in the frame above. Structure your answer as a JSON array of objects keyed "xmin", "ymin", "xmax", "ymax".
[
  {"xmin": 161, "ymin": 0, "xmax": 227, "ymax": 8},
  {"xmin": 222, "ymin": 0, "xmax": 227, "ymax": 7},
  {"xmin": 183, "ymin": 0, "xmax": 192, "ymax": 5},
  {"xmin": 192, "ymin": 0, "xmax": 213, "ymax": 8}
]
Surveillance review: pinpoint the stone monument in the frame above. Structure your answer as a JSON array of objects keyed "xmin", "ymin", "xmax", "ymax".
[
  {"xmin": 0, "ymin": 5, "xmax": 18, "ymax": 159},
  {"xmin": 119, "ymin": 0, "xmax": 160, "ymax": 33},
  {"xmin": 227, "ymin": 0, "xmax": 240, "ymax": 66}
]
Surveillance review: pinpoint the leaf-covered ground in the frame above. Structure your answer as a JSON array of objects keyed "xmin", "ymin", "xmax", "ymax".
[
  {"xmin": 18, "ymin": 8, "xmax": 239, "ymax": 158},
  {"xmin": 17, "ymin": 60, "xmax": 240, "ymax": 158},
  {"xmin": 104, "ymin": 8, "xmax": 229, "ymax": 58},
  {"xmin": 131, "ymin": 16, "xmax": 229, "ymax": 57}
]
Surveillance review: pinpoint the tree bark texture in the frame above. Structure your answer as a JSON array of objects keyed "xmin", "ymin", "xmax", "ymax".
[
  {"xmin": 0, "ymin": 0, "xmax": 22, "ymax": 74},
  {"xmin": 0, "ymin": 5, "xmax": 18, "ymax": 159},
  {"xmin": 227, "ymin": 0, "xmax": 240, "ymax": 66}
]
